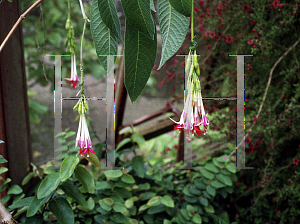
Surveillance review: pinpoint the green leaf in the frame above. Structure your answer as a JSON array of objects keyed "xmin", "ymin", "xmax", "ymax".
[
  {"xmin": 83, "ymin": 152, "xmax": 101, "ymax": 167},
  {"xmin": 147, "ymin": 204, "xmax": 165, "ymax": 214},
  {"xmin": 116, "ymin": 138, "xmax": 131, "ymax": 151},
  {"xmin": 65, "ymin": 131, "xmax": 76, "ymax": 138},
  {"xmin": 25, "ymin": 215, "xmax": 44, "ymax": 224},
  {"xmin": 8, "ymin": 196, "xmax": 34, "ymax": 210},
  {"xmin": 0, "ymin": 178, "xmax": 11, "ymax": 192},
  {"xmin": 90, "ymin": 0, "xmax": 118, "ymax": 71},
  {"xmin": 37, "ymin": 172, "xmax": 60, "ymax": 199},
  {"xmin": 192, "ymin": 213, "xmax": 202, "ymax": 224},
  {"xmin": 168, "ymin": 0, "xmax": 192, "ymax": 17},
  {"xmin": 150, "ymin": 0, "xmax": 156, "ymax": 12},
  {"xmin": 225, "ymin": 162, "xmax": 237, "ymax": 173},
  {"xmin": 207, "ymin": 213, "xmax": 229, "ymax": 224},
  {"xmin": 131, "ymin": 133, "xmax": 145, "ymax": 147},
  {"xmin": 74, "ymin": 166, "xmax": 95, "ymax": 194},
  {"xmin": 198, "ymin": 197, "xmax": 208, "ymax": 206},
  {"xmin": 138, "ymin": 204, "xmax": 149, "ymax": 212},
  {"xmin": 204, "ymin": 204, "xmax": 215, "ymax": 213},
  {"xmin": 121, "ymin": 173, "xmax": 135, "ymax": 184},
  {"xmin": 104, "ymin": 169, "xmax": 123, "ymax": 179},
  {"xmin": 124, "ymin": 19, "xmax": 157, "ymax": 103},
  {"xmin": 49, "ymin": 197, "xmax": 74, "ymax": 224},
  {"xmin": 125, "ymin": 198, "xmax": 134, "ymax": 208},
  {"xmin": 98, "ymin": 0, "xmax": 122, "ymax": 41},
  {"xmin": 216, "ymin": 155, "xmax": 230, "ymax": 163},
  {"xmin": 121, "ymin": 0, "xmax": 155, "ymax": 39},
  {"xmin": 147, "ymin": 196, "xmax": 161, "ymax": 207},
  {"xmin": 206, "ymin": 185, "xmax": 216, "ymax": 197},
  {"xmin": 60, "ymin": 155, "xmax": 79, "ymax": 182},
  {"xmin": 157, "ymin": 0, "xmax": 189, "ymax": 69},
  {"xmin": 204, "ymin": 163, "xmax": 219, "ymax": 174},
  {"xmin": 22, "ymin": 172, "xmax": 35, "ymax": 186},
  {"xmin": 210, "ymin": 180, "xmax": 226, "ymax": 189},
  {"xmin": 99, "ymin": 199, "xmax": 112, "ymax": 211},
  {"xmin": 0, "ymin": 155, "xmax": 7, "ymax": 163},
  {"xmin": 200, "ymin": 168, "xmax": 215, "ymax": 180},
  {"xmin": 59, "ymin": 180, "xmax": 87, "ymax": 207},
  {"xmin": 95, "ymin": 181, "xmax": 114, "ymax": 190},
  {"xmin": 154, "ymin": 172, "xmax": 162, "ymax": 181},
  {"xmin": 0, "ymin": 167, "xmax": 8, "ymax": 174},
  {"xmin": 161, "ymin": 195, "xmax": 174, "ymax": 208},
  {"xmin": 7, "ymin": 185, "xmax": 22, "ymax": 195},
  {"xmin": 216, "ymin": 174, "xmax": 232, "ymax": 186},
  {"xmin": 132, "ymin": 155, "xmax": 145, "ymax": 178},
  {"xmin": 194, "ymin": 179, "xmax": 206, "ymax": 189},
  {"xmin": 27, "ymin": 193, "xmax": 52, "ymax": 217},
  {"xmin": 113, "ymin": 202, "xmax": 127, "ymax": 213}
]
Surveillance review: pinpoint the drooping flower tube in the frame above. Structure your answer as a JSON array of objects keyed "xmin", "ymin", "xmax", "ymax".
[
  {"xmin": 74, "ymin": 97, "xmax": 95, "ymax": 156},
  {"xmin": 66, "ymin": 54, "xmax": 79, "ymax": 88},
  {"xmin": 170, "ymin": 50, "xmax": 210, "ymax": 140}
]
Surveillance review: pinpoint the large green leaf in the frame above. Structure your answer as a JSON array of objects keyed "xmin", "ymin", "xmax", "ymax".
[
  {"xmin": 25, "ymin": 215, "xmax": 43, "ymax": 224},
  {"xmin": 74, "ymin": 166, "xmax": 95, "ymax": 194},
  {"xmin": 60, "ymin": 155, "xmax": 79, "ymax": 182},
  {"xmin": 132, "ymin": 155, "xmax": 145, "ymax": 178},
  {"xmin": 37, "ymin": 172, "xmax": 60, "ymax": 199},
  {"xmin": 200, "ymin": 168, "xmax": 215, "ymax": 180},
  {"xmin": 0, "ymin": 155, "xmax": 7, "ymax": 163},
  {"xmin": 27, "ymin": 193, "xmax": 53, "ymax": 217},
  {"xmin": 157, "ymin": 0, "xmax": 189, "ymax": 69},
  {"xmin": 104, "ymin": 169, "xmax": 123, "ymax": 179},
  {"xmin": 121, "ymin": 0, "xmax": 155, "ymax": 39},
  {"xmin": 98, "ymin": 0, "xmax": 122, "ymax": 41},
  {"xmin": 124, "ymin": 19, "xmax": 157, "ymax": 103},
  {"xmin": 7, "ymin": 185, "xmax": 22, "ymax": 195},
  {"xmin": 161, "ymin": 195, "xmax": 174, "ymax": 208},
  {"xmin": 8, "ymin": 197, "xmax": 34, "ymax": 210},
  {"xmin": 49, "ymin": 197, "xmax": 74, "ymax": 224},
  {"xmin": 59, "ymin": 180, "xmax": 88, "ymax": 207},
  {"xmin": 216, "ymin": 174, "xmax": 232, "ymax": 186},
  {"xmin": 168, "ymin": 0, "xmax": 192, "ymax": 17},
  {"xmin": 90, "ymin": 0, "xmax": 118, "ymax": 71}
]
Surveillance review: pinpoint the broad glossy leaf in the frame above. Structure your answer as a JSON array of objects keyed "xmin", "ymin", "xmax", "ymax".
[
  {"xmin": 150, "ymin": 0, "xmax": 156, "ymax": 12},
  {"xmin": 60, "ymin": 155, "xmax": 79, "ymax": 182},
  {"xmin": 204, "ymin": 163, "xmax": 219, "ymax": 174},
  {"xmin": 204, "ymin": 204, "xmax": 215, "ymax": 213},
  {"xmin": 98, "ymin": 0, "xmax": 122, "ymax": 41},
  {"xmin": 84, "ymin": 152, "xmax": 101, "ymax": 167},
  {"xmin": 147, "ymin": 196, "xmax": 161, "ymax": 207},
  {"xmin": 121, "ymin": 0, "xmax": 155, "ymax": 39},
  {"xmin": 59, "ymin": 180, "xmax": 87, "ymax": 207},
  {"xmin": 8, "ymin": 197, "xmax": 34, "ymax": 210},
  {"xmin": 161, "ymin": 195, "xmax": 174, "ymax": 208},
  {"xmin": 49, "ymin": 197, "xmax": 74, "ymax": 224},
  {"xmin": 157, "ymin": 0, "xmax": 189, "ymax": 69},
  {"xmin": 216, "ymin": 174, "xmax": 232, "ymax": 186},
  {"xmin": 7, "ymin": 185, "xmax": 22, "ymax": 195},
  {"xmin": 200, "ymin": 168, "xmax": 215, "ymax": 180},
  {"xmin": 25, "ymin": 215, "xmax": 43, "ymax": 224},
  {"xmin": 192, "ymin": 213, "xmax": 202, "ymax": 224},
  {"xmin": 113, "ymin": 202, "xmax": 127, "ymax": 213},
  {"xmin": 22, "ymin": 172, "xmax": 35, "ymax": 186},
  {"xmin": 27, "ymin": 193, "xmax": 52, "ymax": 217},
  {"xmin": 198, "ymin": 197, "xmax": 208, "ymax": 206},
  {"xmin": 206, "ymin": 185, "xmax": 216, "ymax": 197},
  {"xmin": 124, "ymin": 19, "xmax": 157, "ymax": 103},
  {"xmin": 121, "ymin": 173, "xmax": 135, "ymax": 184},
  {"xmin": 210, "ymin": 180, "xmax": 226, "ymax": 189},
  {"xmin": 90, "ymin": 0, "xmax": 118, "ymax": 71},
  {"xmin": 168, "ymin": 0, "xmax": 192, "ymax": 17},
  {"xmin": 104, "ymin": 169, "xmax": 123, "ymax": 179},
  {"xmin": 132, "ymin": 155, "xmax": 145, "ymax": 178},
  {"xmin": 37, "ymin": 172, "xmax": 60, "ymax": 199},
  {"xmin": 74, "ymin": 166, "xmax": 95, "ymax": 194}
]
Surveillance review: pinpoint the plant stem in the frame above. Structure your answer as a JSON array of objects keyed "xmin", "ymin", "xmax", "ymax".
[
  {"xmin": 67, "ymin": 0, "xmax": 71, "ymax": 20},
  {"xmin": 191, "ymin": 0, "xmax": 194, "ymax": 42},
  {"xmin": 80, "ymin": 20, "xmax": 87, "ymax": 94},
  {"xmin": 0, "ymin": 0, "xmax": 44, "ymax": 53}
]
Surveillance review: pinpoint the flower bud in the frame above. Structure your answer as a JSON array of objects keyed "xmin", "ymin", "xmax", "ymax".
[
  {"xmin": 84, "ymin": 100, "xmax": 89, "ymax": 110},
  {"xmin": 73, "ymin": 102, "xmax": 79, "ymax": 111},
  {"xmin": 65, "ymin": 19, "xmax": 71, "ymax": 30},
  {"xmin": 78, "ymin": 101, "xmax": 82, "ymax": 114}
]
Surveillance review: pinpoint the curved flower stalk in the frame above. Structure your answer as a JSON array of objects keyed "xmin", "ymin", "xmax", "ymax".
[
  {"xmin": 170, "ymin": 50, "xmax": 210, "ymax": 140},
  {"xmin": 65, "ymin": 54, "xmax": 79, "ymax": 88},
  {"xmin": 73, "ymin": 96, "xmax": 95, "ymax": 156}
]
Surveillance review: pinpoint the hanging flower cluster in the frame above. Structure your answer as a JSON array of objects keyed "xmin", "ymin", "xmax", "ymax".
[
  {"xmin": 73, "ymin": 96, "xmax": 95, "ymax": 156},
  {"xmin": 170, "ymin": 50, "xmax": 210, "ymax": 141}
]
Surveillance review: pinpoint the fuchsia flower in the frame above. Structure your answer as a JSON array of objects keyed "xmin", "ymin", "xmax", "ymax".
[
  {"xmin": 170, "ymin": 52, "xmax": 210, "ymax": 140},
  {"xmin": 76, "ymin": 113, "xmax": 95, "ymax": 156},
  {"xmin": 66, "ymin": 54, "xmax": 79, "ymax": 88}
]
